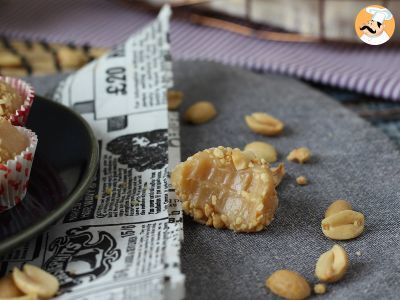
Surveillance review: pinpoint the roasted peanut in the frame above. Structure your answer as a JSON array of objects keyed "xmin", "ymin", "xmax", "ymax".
[
  {"xmin": 244, "ymin": 141, "xmax": 278, "ymax": 163},
  {"xmin": 296, "ymin": 176, "xmax": 308, "ymax": 186},
  {"xmin": 245, "ymin": 112, "xmax": 284, "ymax": 136},
  {"xmin": 315, "ymin": 244, "xmax": 349, "ymax": 283},
  {"xmin": 325, "ymin": 200, "xmax": 352, "ymax": 218},
  {"xmin": 231, "ymin": 149, "xmax": 256, "ymax": 170},
  {"xmin": 12, "ymin": 264, "xmax": 59, "ymax": 298},
  {"xmin": 0, "ymin": 275, "xmax": 24, "ymax": 297},
  {"xmin": 287, "ymin": 147, "xmax": 311, "ymax": 164},
  {"xmin": 270, "ymin": 163, "xmax": 285, "ymax": 187},
  {"xmin": 266, "ymin": 270, "xmax": 311, "ymax": 300},
  {"xmin": 184, "ymin": 101, "xmax": 216, "ymax": 124},
  {"xmin": 321, "ymin": 210, "xmax": 364, "ymax": 240},
  {"xmin": 313, "ymin": 283, "xmax": 327, "ymax": 295},
  {"xmin": 167, "ymin": 90, "xmax": 183, "ymax": 110}
]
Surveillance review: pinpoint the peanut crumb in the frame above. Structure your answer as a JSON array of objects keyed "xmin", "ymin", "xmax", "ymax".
[
  {"xmin": 296, "ymin": 176, "xmax": 308, "ymax": 186},
  {"xmin": 132, "ymin": 200, "xmax": 140, "ymax": 206},
  {"xmin": 314, "ymin": 283, "xmax": 327, "ymax": 295},
  {"xmin": 119, "ymin": 181, "xmax": 128, "ymax": 188},
  {"xmin": 105, "ymin": 187, "xmax": 113, "ymax": 195},
  {"xmin": 287, "ymin": 147, "xmax": 311, "ymax": 164}
]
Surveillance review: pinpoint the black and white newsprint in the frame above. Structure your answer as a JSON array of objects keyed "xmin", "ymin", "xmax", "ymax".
[{"xmin": 0, "ymin": 6, "xmax": 184, "ymax": 300}]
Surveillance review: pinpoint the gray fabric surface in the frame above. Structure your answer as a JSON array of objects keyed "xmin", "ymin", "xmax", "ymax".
[
  {"xmin": 26, "ymin": 61, "xmax": 400, "ymax": 300},
  {"xmin": 173, "ymin": 61, "xmax": 400, "ymax": 300}
]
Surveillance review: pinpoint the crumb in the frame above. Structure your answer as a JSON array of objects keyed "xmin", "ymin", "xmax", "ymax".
[
  {"xmin": 355, "ymin": 251, "xmax": 362, "ymax": 256},
  {"xmin": 118, "ymin": 181, "xmax": 128, "ymax": 188},
  {"xmin": 105, "ymin": 187, "xmax": 113, "ymax": 195},
  {"xmin": 296, "ymin": 176, "xmax": 308, "ymax": 186},
  {"xmin": 314, "ymin": 283, "xmax": 327, "ymax": 295},
  {"xmin": 132, "ymin": 200, "xmax": 140, "ymax": 206},
  {"xmin": 287, "ymin": 147, "xmax": 311, "ymax": 164}
]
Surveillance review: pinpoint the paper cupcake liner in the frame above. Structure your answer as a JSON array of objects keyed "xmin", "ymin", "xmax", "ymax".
[
  {"xmin": 0, "ymin": 127, "xmax": 38, "ymax": 213},
  {"xmin": 0, "ymin": 76, "xmax": 35, "ymax": 126}
]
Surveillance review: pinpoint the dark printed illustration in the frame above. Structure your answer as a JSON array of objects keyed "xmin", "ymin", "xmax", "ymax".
[
  {"xmin": 107, "ymin": 129, "xmax": 168, "ymax": 172},
  {"xmin": 44, "ymin": 227, "xmax": 121, "ymax": 292}
]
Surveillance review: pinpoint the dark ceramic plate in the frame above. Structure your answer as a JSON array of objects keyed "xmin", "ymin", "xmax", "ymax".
[{"xmin": 0, "ymin": 96, "xmax": 99, "ymax": 255}]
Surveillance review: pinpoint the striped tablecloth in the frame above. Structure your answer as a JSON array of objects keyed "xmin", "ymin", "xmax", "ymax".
[{"xmin": 0, "ymin": 0, "xmax": 399, "ymax": 101}]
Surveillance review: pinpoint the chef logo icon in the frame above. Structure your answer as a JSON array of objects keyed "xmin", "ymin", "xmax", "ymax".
[{"xmin": 355, "ymin": 5, "xmax": 395, "ymax": 45}]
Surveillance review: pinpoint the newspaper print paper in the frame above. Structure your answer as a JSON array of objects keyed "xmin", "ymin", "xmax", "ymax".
[{"xmin": 0, "ymin": 6, "xmax": 184, "ymax": 300}]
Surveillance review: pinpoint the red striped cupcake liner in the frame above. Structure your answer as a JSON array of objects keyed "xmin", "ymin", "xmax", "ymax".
[
  {"xmin": 0, "ymin": 76, "xmax": 35, "ymax": 126},
  {"xmin": 0, "ymin": 127, "xmax": 38, "ymax": 213}
]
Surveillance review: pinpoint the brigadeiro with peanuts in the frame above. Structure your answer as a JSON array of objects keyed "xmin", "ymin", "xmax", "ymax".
[
  {"xmin": 0, "ymin": 76, "xmax": 35, "ymax": 126},
  {"xmin": 0, "ymin": 118, "xmax": 38, "ymax": 212}
]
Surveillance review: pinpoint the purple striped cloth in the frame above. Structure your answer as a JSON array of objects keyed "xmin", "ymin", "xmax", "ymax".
[{"xmin": 1, "ymin": 0, "xmax": 399, "ymax": 101}]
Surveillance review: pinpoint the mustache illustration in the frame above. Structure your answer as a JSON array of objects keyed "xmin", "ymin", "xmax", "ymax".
[{"xmin": 360, "ymin": 25, "xmax": 376, "ymax": 34}]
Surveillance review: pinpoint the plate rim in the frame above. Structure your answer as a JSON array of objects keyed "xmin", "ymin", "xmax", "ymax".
[{"xmin": 0, "ymin": 96, "xmax": 99, "ymax": 255}]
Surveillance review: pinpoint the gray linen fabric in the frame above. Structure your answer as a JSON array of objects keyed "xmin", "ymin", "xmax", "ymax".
[
  {"xmin": 26, "ymin": 61, "xmax": 400, "ymax": 300},
  {"xmin": 173, "ymin": 61, "xmax": 400, "ymax": 300}
]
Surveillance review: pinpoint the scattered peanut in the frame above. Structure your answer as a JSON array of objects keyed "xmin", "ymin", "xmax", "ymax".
[
  {"xmin": 0, "ymin": 275, "xmax": 23, "ymax": 298},
  {"xmin": 244, "ymin": 141, "xmax": 278, "ymax": 163},
  {"xmin": 325, "ymin": 200, "xmax": 352, "ymax": 218},
  {"xmin": 172, "ymin": 147, "xmax": 279, "ymax": 232},
  {"xmin": 315, "ymin": 244, "xmax": 349, "ymax": 283},
  {"xmin": 266, "ymin": 270, "xmax": 311, "ymax": 300},
  {"xmin": 313, "ymin": 283, "xmax": 327, "ymax": 295},
  {"xmin": 184, "ymin": 101, "xmax": 216, "ymax": 124},
  {"xmin": 12, "ymin": 264, "xmax": 60, "ymax": 298},
  {"xmin": 167, "ymin": 90, "xmax": 183, "ymax": 110},
  {"xmin": 321, "ymin": 210, "xmax": 365, "ymax": 240},
  {"xmin": 270, "ymin": 163, "xmax": 286, "ymax": 187},
  {"xmin": 296, "ymin": 176, "xmax": 308, "ymax": 186},
  {"xmin": 287, "ymin": 147, "xmax": 311, "ymax": 164},
  {"xmin": 245, "ymin": 112, "xmax": 284, "ymax": 136}
]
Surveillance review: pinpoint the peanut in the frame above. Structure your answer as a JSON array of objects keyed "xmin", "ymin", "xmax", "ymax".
[
  {"xmin": 167, "ymin": 90, "xmax": 183, "ymax": 110},
  {"xmin": 296, "ymin": 176, "xmax": 308, "ymax": 186},
  {"xmin": 12, "ymin": 264, "xmax": 59, "ymax": 298},
  {"xmin": 325, "ymin": 200, "xmax": 352, "ymax": 218},
  {"xmin": 313, "ymin": 283, "xmax": 327, "ymax": 295},
  {"xmin": 245, "ymin": 112, "xmax": 284, "ymax": 136},
  {"xmin": 0, "ymin": 275, "xmax": 23, "ymax": 297},
  {"xmin": 184, "ymin": 101, "xmax": 216, "ymax": 124},
  {"xmin": 244, "ymin": 141, "xmax": 277, "ymax": 163},
  {"xmin": 266, "ymin": 270, "xmax": 311, "ymax": 300},
  {"xmin": 321, "ymin": 210, "xmax": 364, "ymax": 240},
  {"xmin": 315, "ymin": 244, "xmax": 349, "ymax": 283},
  {"xmin": 270, "ymin": 163, "xmax": 285, "ymax": 187},
  {"xmin": 287, "ymin": 147, "xmax": 311, "ymax": 164},
  {"xmin": 231, "ymin": 149, "xmax": 256, "ymax": 170}
]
